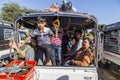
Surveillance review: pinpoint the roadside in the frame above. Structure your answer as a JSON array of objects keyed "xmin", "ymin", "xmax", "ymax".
[{"xmin": 98, "ymin": 67, "xmax": 120, "ymax": 80}]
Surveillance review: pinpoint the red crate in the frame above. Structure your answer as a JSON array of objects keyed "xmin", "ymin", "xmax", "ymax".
[
  {"xmin": 0, "ymin": 60, "xmax": 36, "ymax": 80},
  {"xmin": 0, "ymin": 77, "xmax": 12, "ymax": 80}
]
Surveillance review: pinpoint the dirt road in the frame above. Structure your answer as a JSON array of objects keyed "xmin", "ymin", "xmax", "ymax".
[{"xmin": 98, "ymin": 68, "xmax": 120, "ymax": 80}]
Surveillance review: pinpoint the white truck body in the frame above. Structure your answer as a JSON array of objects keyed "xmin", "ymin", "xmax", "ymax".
[
  {"xmin": 34, "ymin": 66, "xmax": 97, "ymax": 80},
  {"xmin": 102, "ymin": 51, "xmax": 120, "ymax": 66},
  {"xmin": 0, "ymin": 49, "xmax": 14, "ymax": 59}
]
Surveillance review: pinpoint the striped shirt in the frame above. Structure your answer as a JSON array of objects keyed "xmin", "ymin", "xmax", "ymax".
[
  {"xmin": 30, "ymin": 27, "xmax": 54, "ymax": 45},
  {"xmin": 51, "ymin": 37, "xmax": 62, "ymax": 46}
]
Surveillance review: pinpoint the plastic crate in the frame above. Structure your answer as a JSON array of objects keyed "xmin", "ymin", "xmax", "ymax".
[
  {"xmin": 0, "ymin": 60, "xmax": 36, "ymax": 80},
  {"xmin": 0, "ymin": 78, "xmax": 12, "ymax": 80}
]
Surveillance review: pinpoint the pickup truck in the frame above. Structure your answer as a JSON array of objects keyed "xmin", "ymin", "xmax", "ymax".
[
  {"xmin": 14, "ymin": 11, "xmax": 99, "ymax": 80},
  {"xmin": 0, "ymin": 20, "xmax": 28, "ymax": 65},
  {"xmin": 99, "ymin": 22, "xmax": 120, "ymax": 74},
  {"xmin": 0, "ymin": 20, "xmax": 14, "ymax": 61}
]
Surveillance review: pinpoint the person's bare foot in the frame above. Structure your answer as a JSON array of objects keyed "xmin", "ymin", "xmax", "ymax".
[
  {"xmin": 45, "ymin": 62, "xmax": 51, "ymax": 66},
  {"xmin": 45, "ymin": 61, "xmax": 52, "ymax": 66}
]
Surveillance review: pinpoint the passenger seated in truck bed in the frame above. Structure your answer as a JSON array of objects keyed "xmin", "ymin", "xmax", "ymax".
[
  {"xmin": 65, "ymin": 38, "xmax": 94, "ymax": 66},
  {"xmin": 9, "ymin": 39, "xmax": 35, "ymax": 60},
  {"xmin": 66, "ymin": 29, "xmax": 83, "ymax": 60}
]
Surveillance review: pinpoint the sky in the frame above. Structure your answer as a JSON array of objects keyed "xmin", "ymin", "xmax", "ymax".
[{"xmin": 0, "ymin": 0, "xmax": 120, "ymax": 25}]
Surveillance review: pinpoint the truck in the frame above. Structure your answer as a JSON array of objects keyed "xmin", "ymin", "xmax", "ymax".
[
  {"xmin": 12, "ymin": 11, "xmax": 100, "ymax": 80},
  {"xmin": 0, "ymin": 20, "xmax": 28, "ymax": 66},
  {"xmin": 100, "ymin": 22, "xmax": 120, "ymax": 74},
  {"xmin": 0, "ymin": 20, "xmax": 14, "ymax": 61}
]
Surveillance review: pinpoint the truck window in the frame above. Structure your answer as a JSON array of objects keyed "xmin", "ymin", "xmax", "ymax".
[{"xmin": 4, "ymin": 29, "xmax": 14, "ymax": 40}]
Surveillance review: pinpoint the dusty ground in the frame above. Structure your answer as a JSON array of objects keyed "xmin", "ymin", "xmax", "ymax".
[{"xmin": 98, "ymin": 68, "xmax": 120, "ymax": 80}]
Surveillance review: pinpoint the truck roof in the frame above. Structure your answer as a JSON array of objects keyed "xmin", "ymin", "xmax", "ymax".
[
  {"xmin": 104, "ymin": 21, "xmax": 120, "ymax": 32},
  {"xmin": 15, "ymin": 11, "xmax": 98, "ymax": 29},
  {"xmin": 0, "ymin": 20, "xmax": 12, "ymax": 28}
]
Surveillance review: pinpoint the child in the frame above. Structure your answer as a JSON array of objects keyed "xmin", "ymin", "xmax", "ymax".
[{"xmin": 51, "ymin": 24, "xmax": 62, "ymax": 65}]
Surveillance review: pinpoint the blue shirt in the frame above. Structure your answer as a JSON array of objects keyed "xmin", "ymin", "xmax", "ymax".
[{"xmin": 30, "ymin": 27, "xmax": 54, "ymax": 45}]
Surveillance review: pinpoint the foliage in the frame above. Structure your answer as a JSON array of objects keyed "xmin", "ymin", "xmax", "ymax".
[
  {"xmin": 0, "ymin": 13, "xmax": 1, "ymax": 20},
  {"xmin": 1, "ymin": 2, "xmax": 37, "ymax": 22}
]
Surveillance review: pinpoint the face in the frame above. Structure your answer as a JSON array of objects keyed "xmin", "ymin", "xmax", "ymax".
[
  {"xmin": 82, "ymin": 39, "xmax": 90, "ymax": 48},
  {"xmin": 20, "ymin": 26, "xmax": 25, "ymax": 30},
  {"xmin": 71, "ymin": 38, "xmax": 76, "ymax": 45},
  {"xmin": 75, "ymin": 32, "xmax": 81, "ymax": 39},
  {"xmin": 37, "ymin": 21, "xmax": 46, "ymax": 30}
]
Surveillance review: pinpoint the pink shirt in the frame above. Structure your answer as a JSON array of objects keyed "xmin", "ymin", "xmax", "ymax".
[
  {"xmin": 51, "ymin": 37, "xmax": 62, "ymax": 46},
  {"xmin": 51, "ymin": 28, "xmax": 63, "ymax": 46}
]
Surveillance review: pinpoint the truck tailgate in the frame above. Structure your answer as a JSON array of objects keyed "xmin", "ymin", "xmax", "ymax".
[{"xmin": 34, "ymin": 66, "xmax": 98, "ymax": 80}]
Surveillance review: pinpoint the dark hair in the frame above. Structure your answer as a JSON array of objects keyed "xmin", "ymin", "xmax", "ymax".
[
  {"xmin": 83, "ymin": 37, "xmax": 92, "ymax": 45},
  {"xmin": 75, "ymin": 29, "xmax": 83, "ymax": 35},
  {"xmin": 37, "ymin": 16, "xmax": 46, "ymax": 22},
  {"xmin": 19, "ymin": 25, "xmax": 24, "ymax": 29},
  {"xmin": 88, "ymin": 31, "xmax": 94, "ymax": 36},
  {"xmin": 83, "ymin": 37, "xmax": 93, "ymax": 51}
]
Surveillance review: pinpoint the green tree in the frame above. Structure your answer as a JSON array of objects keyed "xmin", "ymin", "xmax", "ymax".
[
  {"xmin": 1, "ymin": 2, "xmax": 37, "ymax": 22},
  {"xmin": 0, "ymin": 13, "xmax": 2, "ymax": 20}
]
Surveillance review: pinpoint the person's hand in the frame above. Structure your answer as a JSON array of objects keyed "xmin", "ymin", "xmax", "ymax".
[
  {"xmin": 18, "ymin": 43, "xmax": 23, "ymax": 48},
  {"xmin": 64, "ymin": 60, "xmax": 71, "ymax": 66},
  {"xmin": 66, "ymin": 60, "xmax": 71, "ymax": 63},
  {"xmin": 53, "ymin": 24, "xmax": 59, "ymax": 30},
  {"xmin": 9, "ymin": 40, "xmax": 13, "ymax": 48},
  {"xmin": 12, "ymin": 41, "xmax": 17, "ymax": 48},
  {"xmin": 71, "ymin": 59, "xmax": 74, "ymax": 63},
  {"xmin": 8, "ymin": 40, "xmax": 17, "ymax": 49}
]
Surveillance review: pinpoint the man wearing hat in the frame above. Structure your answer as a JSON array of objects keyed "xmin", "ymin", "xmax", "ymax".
[{"xmin": 19, "ymin": 16, "xmax": 56, "ymax": 66}]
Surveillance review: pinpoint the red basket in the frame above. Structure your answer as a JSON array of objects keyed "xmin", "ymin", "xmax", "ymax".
[{"xmin": 0, "ymin": 60, "xmax": 36, "ymax": 80}]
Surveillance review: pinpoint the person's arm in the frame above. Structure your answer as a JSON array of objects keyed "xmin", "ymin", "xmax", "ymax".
[
  {"xmin": 63, "ymin": 18, "xmax": 71, "ymax": 30},
  {"xmin": 14, "ymin": 45, "xmax": 22, "ymax": 56},
  {"xmin": 71, "ymin": 55, "xmax": 93, "ymax": 66},
  {"xmin": 11, "ymin": 41, "xmax": 26, "ymax": 58},
  {"xmin": 69, "ymin": 45, "xmax": 78, "ymax": 56},
  {"xmin": 20, "ymin": 29, "xmax": 36, "ymax": 47},
  {"xmin": 18, "ymin": 36, "xmax": 31, "ymax": 47},
  {"xmin": 54, "ymin": 24, "xmax": 59, "ymax": 38},
  {"xmin": 48, "ymin": 27, "xmax": 54, "ymax": 37},
  {"xmin": 69, "ymin": 40, "xmax": 82, "ymax": 56}
]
